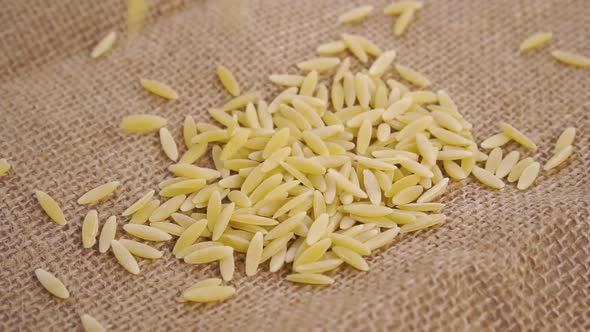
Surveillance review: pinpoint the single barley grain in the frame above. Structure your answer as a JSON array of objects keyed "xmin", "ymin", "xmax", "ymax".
[
  {"xmin": 269, "ymin": 74, "xmax": 305, "ymax": 87},
  {"xmin": 442, "ymin": 160, "xmax": 467, "ymax": 179},
  {"xmin": 286, "ymin": 273, "xmax": 334, "ymax": 285},
  {"xmin": 354, "ymin": 73, "xmax": 371, "ymax": 108},
  {"xmin": 495, "ymin": 151, "xmax": 520, "ymax": 178},
  {"xmin": 222, "ymin": 92, "xmax": 260, "ymax": 111},
  {"xmin": 297, "ymin": 57, "xmax": 341, "ymax": 72},
  {"xmin": 429, "ymin": 127, "xmax": 472, "ymax": 146},
  {"xmin": 127, "ymin": 0, "xmax": 148, "ymax": 32},
  {"xmin": 317, "ymin": 41, "xmax": 348, "ymax": 56},
  {"xmin": 472, "ymin": 166, "xmax": 505, "ymax": 189},
  {"xmin": 98, "ymin": 216, "xmax": 117, "ymax": 253},
  {"xmin": 355, "ymin": 35, "xmax": 382, "ymax": 56},
  {"xmin": 130, "ymin": 199, "xmax": 160, "ymax": 224},
  {"xmin": 260, "ymin": 232, "xmax": 293, "ymax": 263},
  {"xmin": 554, "ymin": 127, "xmax": 576, "ymax": 152},
  {"xmin": 268, "ymin": 246, "xmax": 287, "ymax": 273},
  {"xmin": 417, "ymin": 178, "xmax": 449, "ymax": 203},
  {"xmin": 517, "ymin": 162, "xmax": 541, "ymax": 190},
  {"xmin": 341, "ymin": 34, "xmax": 368, "ymax": 63},
  {"xmin": 35, "ymin": 268, "xmax": 70, "ymax": 299},
  {"xmin": 544, "ymin": 145, "xmax": 574, "ymax": 170},
  {"xmin": 329, "ymin": 233, "xmax": 371, "ymax": 255},
  {"xmin": 176, "ymin": 241, "xmax": 223, "ymax": 259},
  {"xmin": 140, "ymin": 79, "xmax": 179, "ymax": 99},
  {"xmin": 295, "ymin": 238, "xmax": 332, "ymax": 266},
  {"xmin": 364, "ymin": 227, "xmax": 400, "ymax": 250},
  {"xmin": 356, "ymin": 119, "xmax": 372, "ymax": 154},
  {"xmin": 338, "ymin": 5, "xmax": 373, "ymax": 24},
  {"xmin": 551, "ymin": 50, "xmax": 590, "ymax": 67},
  {"xmin": 431, "ymin": 110, "xmax": 462, "ymax": 132},
  {"xmin": 159, "ymin": 127, "xmax": 179, "ymax": 161},
  {"xmin": 0, "ymin": 158, "xmax": 10, "ymax": 176},
  {"xmin": 119, "ymin": 239, "xmax": 162, "ymax": 259},
  {"xmin": 110, "ymin": 240, "xmax": 140, "ymax": 275},
  {"xmin": 212, "ymin": 203, "xmax": 235, "ymax": 240},
  {"xmin": 328, "ymin": 169, "xmax": 368, "ymax": 198},
  {"xmin": 300, "ymin": 70, "xmax": 318, "ymax": 96},
  {"xmin": 294, "ymin": 258, "xmax": 343, "ymax": 274},
  {"xmin": 383, "ymin": 96, "xmax": 413, "ymax": 121},
  {"xmin": 219, "ymin": 254, "xmax": 235, "ymax": 281},
  {"xmin": 369, "ymin": 50, "xmax": 396, "ymax": 77},
  {"xmin": 35, "ymin": 190, "xmax": 66, "ymax": 225},
  {"xmin": 184, "ymin": 246, "xmax": 233, "ymax": 264},
  {"xmin": 82, "ymin": 210, "xmax": 99, "ymax": 248},
  {"xmin": 400, "ymin": 214, "xmax": 446, "ymax": 233},
  {"xmin": 480, "ymin": 133, "xmax": 510, "ymax": 149},
  {"xmin": 392, "ymin": 185, "xmax": 424, "ymax": 205},
  {"xmin": 120, "ymin": 114, "xmax": 167, "ymax": 133},
  {"xmin": 183, "ymin": 115, "xmax": 197, "ymax": 148},
  {"xmin": 220, "ymin": 128, "xmax": 251, "ymax": 161},
  {"xmin": 122, "ymin": 190, "xmax": 155, "ymax": 216},
  {"xmin": 500, "ymin": 122, "xmax": 537, "ymax": 150},
  {"xmin": 485, "ymin": 147, "xmax": 503, "ymax": 174},
  {"xmin": 150, "ymin": 221, "xmax": 185, "ymax": 236},
  {"xmin": 245, "ymin": 232, "xmax": 264, "ymax": 276},
  {"xmin": 149, "ymin": 195, "xmax": 186, "ymax": 222},
  {"xmin": 124, "ymin": 224, "xmax": 173, "ymax": 242},
  {"xmin": 394, "ymin": 8, "xmax": 416, "ymax": 36},
  {"xmin": 228, "ymin": 190, "xmax": 252, "ymax": 208},
  {"xmin": 168, "ymin": 164, "xmax": 221, "ymax": 180},
  {"xmin": 91, "ymin": 31, "xmax": 117, "ymax": 58},
  {"xmin": 81, "ymin": 314, "xmax": 106, "ymax": 332},
  {"xmin": 181, "ymin": 285, "xmax": 236, "ymax": 303},
  {"xmin": 507, "ymin": 157, "xmax": 535, "ymax": 183},
  {"xmin": 77, "ymin": 181, "xmax": 120, "ymax": 205},
  {"xmin": 395, "ymin": 64, "xmax": 430, "ymax": 87},
  {"xmin": 519, "ymin": 32, "xmax": 552, "ymax": 52},
  {"xmin": 384, "ymin": 1, "xmax": 423, "ymax": 15},
  {"xmin": 160, "ymin": 179, "xmax": 206, "ymax": 197},
  {"xmin": 217, "ymin": 65, "xmax": 241, "ymax": 96},
  {"xmin": 306, "ymin": 213, "xmax": 330, "ymax": 245},
  {"xmin": 332, "ymin": 246, "xmax": 369, "ymax": 271}
]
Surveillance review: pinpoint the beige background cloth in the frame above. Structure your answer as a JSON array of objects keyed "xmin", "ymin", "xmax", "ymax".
[{"xmin": 1, "ymin": 0, "xmax": 589, "ymax": 331}]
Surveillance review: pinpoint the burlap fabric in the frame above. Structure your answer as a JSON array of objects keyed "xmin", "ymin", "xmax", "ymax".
[{"xmin": 1, "ymin": 0, "xmax": 589, "ymax": 330}]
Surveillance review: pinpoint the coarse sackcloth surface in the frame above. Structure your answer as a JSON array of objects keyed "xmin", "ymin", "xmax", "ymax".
[{"xmin": 0, "ymin": 0, "xmax": 589, "ymax": 331}]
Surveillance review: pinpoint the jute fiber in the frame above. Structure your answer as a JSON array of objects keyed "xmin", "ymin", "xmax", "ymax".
[{"xmin": 1, "ymin": 0, "xmax": 589, "ymax": 330}]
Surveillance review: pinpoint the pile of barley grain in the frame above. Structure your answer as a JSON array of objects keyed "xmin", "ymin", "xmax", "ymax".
[{"xmin": 26, "ymin": 1, "xmax": 579, "ymax": 331}]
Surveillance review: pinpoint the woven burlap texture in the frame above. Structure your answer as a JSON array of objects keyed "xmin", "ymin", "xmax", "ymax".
[{"xmin": 1, "ymin": 0, "xmax": 589, "ymax": 331}]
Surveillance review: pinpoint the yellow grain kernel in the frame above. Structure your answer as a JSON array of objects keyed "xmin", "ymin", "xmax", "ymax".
[
  {"xmin": 395, "ymin": 64, "xmax": 430, "ymax": 87},
  {"xmin": 111, "ymin": 239, "xmax": 140, "ymax": 275},
  {"xmin": 551, "ymin": 50, "xmax": 590, "ymax": 68},
  {"xmin": 500, "ymin": 122, "xmax": 537, "ymax": 150},
  {"xmin": 519, "ymin": 32, "xmax": 552, "ymax": 52},
  {"xmin": 217, "ymin": 65, "xmax": 241, "ymax": 96},
  {"xmin": 35, "ymin": 269, "xmax": 70, "ymax": 299},
  {"xmin": 297, "ymin": 57, "xmax": 341, "ymax": 72},
  {"xmin": 35, "ymin": 190, "xmax": 66, "ymax": 225},
  {"xmin": 338, "ymin": 5, "xmax": 373, "ymax": 24},
  {"xmin": 286, "ymin": 273, "xmax": 334, "ymax": 285},
  {"xmin": 341, "ymin": 34, "xmax": 368, "ymax": 63},
  {"xmin": 544, "ymin": 145, "xmax": 574, "ymax": 171},
  {"xmin": 384, "ymin": 1, "xmax": 423, "ymax": 15},
  {"xmin": 517, "ymin": 162, "xmax": 540, "ymax": 190},
  {"xmin": 82, "ymin": 210, "xmax": 99, "ymax": 249},
  {"xmin": 91, "ymin": 31, "xmax": 117, "ymax": 58},
  {"xmin": 140, "ymin": 79, "xmax": 178, "ymax": 99},
  {"xmin": 77, "ymin": 181, "xmax": 120, "ymax": 205},
  {"xmin": 472, "ymin": 166, "xmax": 505, "ymax": 189},
  {"xmin": 554, "ymin": 127, "xmax": 576, "ymax": 153}
]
